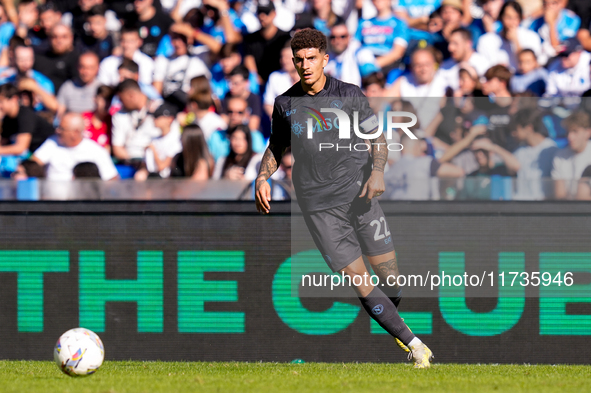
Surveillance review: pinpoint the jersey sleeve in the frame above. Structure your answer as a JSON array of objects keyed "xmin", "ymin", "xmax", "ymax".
[{"xmin": 394, "ymin": 19, "xmax": 409, "ymax": 47}]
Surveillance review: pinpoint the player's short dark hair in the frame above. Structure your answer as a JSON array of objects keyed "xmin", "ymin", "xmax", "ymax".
[
  {"xmin": 450, "ymin": 27, "xmax": 472, "ymax": 43},
  {"xmin": 118, "ymin": 58, "xmax": 139, "ymax": 74},
  {"xmin": 291, "ymin": 28, "xmax": 327, "ymax": 54},
  {"xmin": 228, "ymin": 65, "xmax": 249, "ymax": 80},
  {"xmin": 510, "ymin": 108, "xmax": 544, "ymax": 134},
  {"xmin": 0, "ymin": 83, "xmax": 19, "ymax": 99},
  {"xmin": 87, "ymin": 4, "xmax": 107, "ymax": 17},
  {"xmin": 362, "ymin": 72, "xmax": 385, "ymax": 89},
  {"xmin": 73, "ymin": 162, "xmax": 101, "ymax": 179},
  {"xmin": 485, "ymin": 65, "xmax": 512, "ymax": 84},
  {"xmin": 116, "ymin": 78, "xmax": 141, "ymax": 94},
  {"xmin": 563, "ymin": 110, "xmax": 591, "ymax": 131}
]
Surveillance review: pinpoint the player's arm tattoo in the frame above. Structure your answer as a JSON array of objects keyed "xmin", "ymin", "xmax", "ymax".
[
  {"xmin": 255, "ymin": 143, "xmax": 282, "ymax": 189},
  {"xmin": 373, "ymin": 256, "xmax": 400, "ymax": 279},
  {"xmin": 371, "ymin": 133, "xmax": 388, "ymax": 173}
]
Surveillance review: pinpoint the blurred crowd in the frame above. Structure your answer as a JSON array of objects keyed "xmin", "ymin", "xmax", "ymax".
[{"xmin": 0, "ymin": 0, "xmax": 589, "ymax": 200}]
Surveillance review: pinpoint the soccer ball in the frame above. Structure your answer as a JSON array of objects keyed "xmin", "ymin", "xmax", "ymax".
[{"xmin": 54, "ymin": 328, "xmax": 105, "ymax": 376}]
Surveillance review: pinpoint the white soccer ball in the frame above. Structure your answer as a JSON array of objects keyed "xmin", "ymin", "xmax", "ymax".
[{"xmin": 54, "ymin": 328, "xmax": 105, "ymax": 376}]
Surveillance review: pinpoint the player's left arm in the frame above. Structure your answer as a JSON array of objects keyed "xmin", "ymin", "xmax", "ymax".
[{"xmin": 359, "ymin": 131, "xmax": 387, "ymax": 203}]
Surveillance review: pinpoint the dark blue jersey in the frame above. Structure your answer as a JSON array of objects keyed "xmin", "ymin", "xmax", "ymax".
[{"xmin": 270, "ymin": 75, "xmax": 379, "ymax": 212}]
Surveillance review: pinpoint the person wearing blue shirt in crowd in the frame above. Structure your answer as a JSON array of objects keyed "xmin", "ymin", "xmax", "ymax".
[
  {"xmin": 395, "ymin": 0, "xmax": 442, "ymax": 29},
  {"xmin": 210, "ymin": 43, "xmax": 259, "ymax": 99},
  {"xmin": 0, "ymin": 3, "xmax": 15, "ymax": 56},
  {"xmin": 510, "ymin": 49, "xmax": 548, "ymax": 96},
  {"xmin": 355, "ymin": 0, "xmax": 408, "ymax": 76},
  {"xmin": 529, "ymin": 0, "xmax": 580, "ymax": 58},
  {"xmin": 0, "ymin": 38, "xmax": 57, "ymax": 112}
]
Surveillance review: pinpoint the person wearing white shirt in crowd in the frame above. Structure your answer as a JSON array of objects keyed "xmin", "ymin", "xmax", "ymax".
[
  {"xmin": 183, "ymin": 75, "xmax": 227, "ymax": 143},
  {"xmin": 134, "ymin": 103, "xmax": 182, "ymax": 180},
  {"xmin": 153, "ymin": 30, "xmax": 210, "ymax": 109},
  {"xmin": 98, "ymin": 26, "xmax": 155, "ymax": 87},
  {"xmin": 389, "ymin": 47, "xmax": 447, "ymax": 128},
  {"xmin": 545, "ymin": 38, "xmax": 591, "ymax": 97},
  {"xmin": 263, "ymin": 42, "xmax": 299, "ymax": 117},
  {"xmin": 111, "ymin": 79, "xmax": 162, "ymax": 160},
  {"xmin": 439, "ymin": 27, "xmax": 489, "ymax": 91},
  {"xmin": 552, "ymin": 110, "xmax": 591, "ymax": 199},
  {"xmin": 324, "ymin": 22, "xmax": 379, "ymax": 88},
  {"xmin": 32, "ymin": 112, "xmax": 118, "ymax": 181},
  {"xmin": 477, "ymin": 1, "xmax": 544, "ymax": 73}
]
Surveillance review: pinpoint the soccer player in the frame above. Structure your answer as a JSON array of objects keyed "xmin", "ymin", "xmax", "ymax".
[{"xmin": 254, "ymin": 28, "xmax": 434, "ymax": 368}]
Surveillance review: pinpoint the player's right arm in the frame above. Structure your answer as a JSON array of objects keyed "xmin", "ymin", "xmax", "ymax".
[{"xmin": 255, "ymin": 99, "xmax": 290, "ymax": 214}]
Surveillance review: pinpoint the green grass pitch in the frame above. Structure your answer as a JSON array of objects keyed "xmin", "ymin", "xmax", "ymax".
[{"xmin": 1, "ymin": 361, "xmax": 589, "ymax": 393}]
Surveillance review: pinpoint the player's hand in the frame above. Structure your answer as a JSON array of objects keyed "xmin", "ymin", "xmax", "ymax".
[
  {"xmin": 359, "ymin": 171, "xmax": 385, "ymax": 203},
  {"xmin": 255, "ymin": 177, "xmax": 271, "ymax": 214}
]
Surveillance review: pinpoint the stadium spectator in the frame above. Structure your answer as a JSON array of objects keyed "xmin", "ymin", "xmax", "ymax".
[
  {"xmin": 153, "ymin": 30, "xmax": 210, "ymax": 111},
  {"xmin": 210, "ymin": 96, "xmax": 265, "ymax": 161},
  {"xmin": 74, "ymin": 4, "xmax": 115, "ymax": 61},
  {"xmin": 30, "ymin": 2, "xmax": 63, "ymax": 56},
  {"xmin": 394, "ymin": 0, "xmax": 442, "ymax": 29},
  {"xmin": 32, "ymin": 112, "xmax": 118, "ymax": 180},
  {"xmin": 477, "ymin": 1, "xmax": 544, "ymax": 72},
  {"xmin": 456, "ymin": 63, "xmax": 483, "ymax": 97},
  {"xmin": 111, "ymin": 79, "xmax": 162, "ymax": 161},
  {"xmin": 33, "ymin": 24, "xmax": 79, "ymax": 92},
  {"xmin": 222, "ymin": 65, "xmax": 262, "ymax": 132},
  {"xmin": 64, "ymin": 0, "xmax": 121, "ymax": 40},
  {"xmin": 355, "ymin": 0, "xmax": 408, "ymax": 75},
  {"xmin": 72, "ymin": 162, "xmax": 101, "ymax": 178},
  {"xmin": 0, "ymin": 3, "xmax": 15, "ymax": 56},
  {"xmin": 545, "ymin": 38, "xmax": 591, "ymax": 97},
  {"xmin": 11, "ymin": 159, "xmax": 46, "ymax": 180},
  {"xmin": 293, "ymin": 0, "xmax": 346, "ymax": 37},
  {"xmin": 324, "ymin": 21, "xmax": 379, "ymax": 87},
  {"xmin": 57, "ymin": 52, "xmax": 102, "ymax": 115},
  {"xmin": 0, "ymin": 83, "xmax": 54, "ymax": 163},
  {"xmin": 0, "ymin": 39, "xmax": 57, "ymax": 112},
  {"xmin": 211, "ymin": 43, "xmax": 259, "ymax": 99},
  {"xmin": 212, "ymin": 124, "xmax": 262, "ymax": 180},
  {"xmin": 385, "ymin": 133, "xmax": 464, "ymax": 200},
  {"xmin": 98, "ymin": 26, "xmax": 155, "ymax": 87},
  {"xmin": 264, "ymin": 42, "xmax": 300, "ymax": 117},
  {"xmin": 134, "ymin": 103, "xmax": 182, "ymax": 180},
  {"xmin": 12, "ymin": 0, "xmax": 38, "ymax": 53},
  {"xmin": 81, "ymin": 84, "xmax": 113, "ymax": 151},
  {"xmin": 243, "ymin": 1, "xmax": 290, "ymax": 85},
  {"xmin": 552, "ymin": 110, "xmax": 591, "ymax": 199},
  {"xmin": 510, "ymin": 49, "xmax": 548, "ymax": 96},
  {"xmin": 508, "ymin": 108, "xmax": 558, "ymax": 200},
  {"xmin": 168, "ymin": 0, "xmax": 244, "ymax": 59},
  {"xmin": 529, "ymin": 0, "xmax": 580, "ymax": 59},
  {"xmin": 439, "ymin": 27, "xmax": 489, "ymax": 91},
  {"xmin": 169, "ymin": 124, "xmax": 214, "ymax": 180},
  {"xmin": 182, "ymin": 75, "xmax": 227, "ymax": 142},
  {"xmin": 117, "ymin": 58, "xmax": 161, "ymax": 100},
  {"xmin": 437, "ymin": 123, "xmax": 487, "ymax": 176},
  {"xmin": 435, "ymin": 0, "xmax": 465, "ymax": 59},
  {"xmin": 131, "ymin": 0, "xmax": 173, "ymax": 57},
  {"xmin": 481, "ymin": 65, "xmax": 513, "ymax": 148},
  {"xmin": 389, "ymin": 47, "xmax": 447, "ymax": 128}
]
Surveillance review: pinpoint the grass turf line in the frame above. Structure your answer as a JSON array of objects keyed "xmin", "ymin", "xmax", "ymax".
[{"xmin": 0, "ymin": 361, "xmax": 589, "ymax": 393}]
